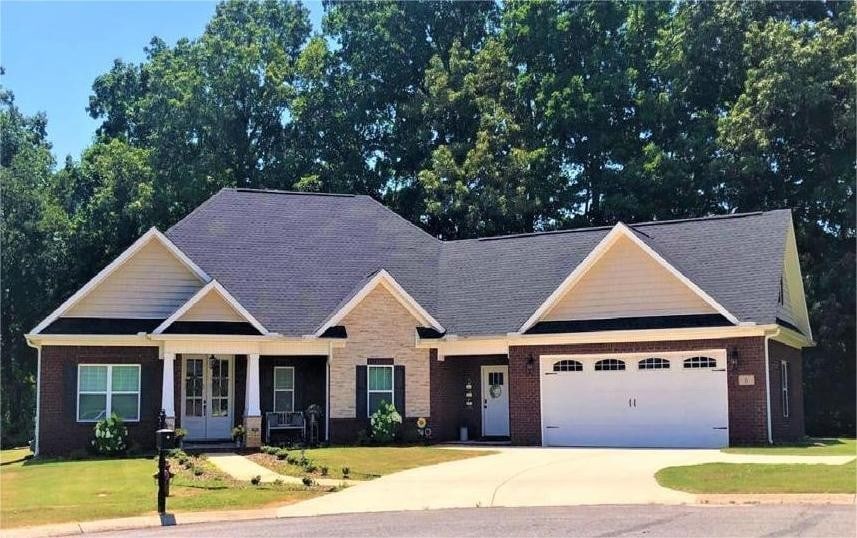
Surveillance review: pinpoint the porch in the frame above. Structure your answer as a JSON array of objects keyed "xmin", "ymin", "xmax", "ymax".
[{"xmin": 158, "ymin": 339, "xmax": 338, "ymax": 447}]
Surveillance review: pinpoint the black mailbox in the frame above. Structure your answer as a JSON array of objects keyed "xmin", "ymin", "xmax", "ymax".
[{"xmin": 156, "ymin": 429, "xmax": 175, "ymax": 451}]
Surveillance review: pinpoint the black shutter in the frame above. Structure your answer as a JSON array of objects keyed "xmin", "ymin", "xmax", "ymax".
[
  {"xmin": 140, "ymin": 363, "xmax": 155, "ymax": 420},
  {"xmin": 394, "ymin": 365, "xmax": 405, "ymax": 417},
  {"xmin": 356, "ymin": 365, "xmax": 367, "ymax": 418},
  {"xmin": 295, "ymin": 364, "xmax": 304, "ymax": 412},
  {"xmin": 64, "ymin": 363, "xmax": 78, "ymax": 421}
]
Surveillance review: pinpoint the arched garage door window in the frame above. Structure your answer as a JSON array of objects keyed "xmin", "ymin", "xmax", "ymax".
[
  {"xmin": 683, "ymin": 356, "xmax": 717, "ymax": 369},
  {"xmin": 553, "ymin": 360, "xmax": 583, "ymax": 372},
  {"xmin": 594, "ymin": 359, "xmax": 625, "ymax": 371},
  {"xmin": 638, "ymin": 357, "xmax": 670, "ymax": 370}
]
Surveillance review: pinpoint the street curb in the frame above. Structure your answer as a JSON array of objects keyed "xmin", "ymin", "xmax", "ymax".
[
  {"xmin": 2, "ymin": 508, "xmax": 278, "ymax": 538},
  {"xmin": 697, "ymin": 493, "xmax": 856, "ymax": 505}
]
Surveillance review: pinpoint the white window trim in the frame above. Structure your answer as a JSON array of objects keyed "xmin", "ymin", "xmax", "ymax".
[
  {"xmin": 781, "ymin": 360, "xmax": 790, "ymax": 418},
  {"xmin": 367, "ymin": 365, "xmax": 394, "ymax": 417},
  {"xmin": 273, "ymin": 366, "xmax": 296, "ymax": 413},
  {"xmin": 77, "ymin": 364, "xmax": 141, "ymax": 423}
]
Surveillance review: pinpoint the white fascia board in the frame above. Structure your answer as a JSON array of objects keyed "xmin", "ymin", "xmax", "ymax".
[
  {"xmin": 517, "ymin": 222, "xmax": 742, "ymax": 333},
  {"xmin": 152, "ymin": 280, "xmax": 269, "ymax": 335},
  {"xmin": 314, "ymin": 269, "xmax": 444, "ymax": 337},
  {"xmin": 785, "ymin": 221, "xmax": 814, "ymax": 342},
  {"xmin": 30, "ymin": 228, "xmax": 210, "ymax": 335}
]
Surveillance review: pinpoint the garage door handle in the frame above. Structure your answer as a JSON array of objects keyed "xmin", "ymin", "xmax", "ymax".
[
  {"xmin": 628, "ymin": 398, "xmax": 631, "ymax": 407},
  {"xmin": 546, "ymin": 426, "xmax": 559, "ymax": 429},
  {"xmin": 633, "ymin": 398, "xmax": 637, "ymax": 408}
]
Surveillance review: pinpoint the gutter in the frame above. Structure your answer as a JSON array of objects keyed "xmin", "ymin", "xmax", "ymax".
[
  {"xmin": 24, "ymin": 336, "xmax": 41, "ymax": 456},
  {"xmin": 763, "ymin": 327, "xmax": 781, "ymax": 444}
]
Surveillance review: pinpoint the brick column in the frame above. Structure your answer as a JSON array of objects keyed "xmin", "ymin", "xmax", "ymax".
[{"xmin": 244, "ymin": 354, "xmax": 262, "ymax": 447}]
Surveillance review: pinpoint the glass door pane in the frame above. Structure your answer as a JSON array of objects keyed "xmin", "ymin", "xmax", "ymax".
[{"xmin": 185, "ymin": 359, "xmax": 204, "ymax": 417}]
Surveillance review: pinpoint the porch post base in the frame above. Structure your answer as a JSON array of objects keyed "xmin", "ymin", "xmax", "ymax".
[{"xmin": 244, "ymin": 416, "xmax": 262, "ymax": 448}]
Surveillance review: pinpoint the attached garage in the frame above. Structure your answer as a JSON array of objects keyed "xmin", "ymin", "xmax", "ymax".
[{"xmin": 539, "ymin": 350, "xmax": 729, "ymax": 448}]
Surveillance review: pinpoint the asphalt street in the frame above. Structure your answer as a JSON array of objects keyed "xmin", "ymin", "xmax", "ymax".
[{"xmin": 95, "ymin": 504, "xmax": 855, "ymax": 537}]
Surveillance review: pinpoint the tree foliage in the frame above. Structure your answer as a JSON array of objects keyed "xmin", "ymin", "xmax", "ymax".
[{"xmin": 2, "ymin": 0, "xmax": 854, "ymax": 446}]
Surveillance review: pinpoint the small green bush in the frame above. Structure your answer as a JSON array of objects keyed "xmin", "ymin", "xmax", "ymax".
[
  {"xmin": 276, "ymin": 449, "xmax": 289, "ymax": 460},
  {"xmin": 369, "ymin": 401, "xmax": 402, "ymax": 444},
  {"xmin": 286, "ymin": 455, "xmax": 299, "ymax": 465},
  {"xmin": 193, "ymin": 467, "xmax": 204, "ymax": 476},
  {"xmin": 273, "ymin": 478, "xmax": 284, "ymax": 486},
  {"xmin": 304, "ymin": 464, "xmax": 317, "ymax": 473},
  {"xmin": 250, "ymin": 475, "xmax": 262, "ymax": 485},
  {"xmin": 91, "ymin": 414, "xmax": 129, "ymax": 456},
  {"xmin": 320, "ymin": 466, "xmax": 329, "ymax": 476},
  {"xmin": 341, "ymin": 466, "xmax": 350, "ymax": 478},
  {"xmin": 302, "ymin": 476, "xmax": 315, "ymax": 487}
]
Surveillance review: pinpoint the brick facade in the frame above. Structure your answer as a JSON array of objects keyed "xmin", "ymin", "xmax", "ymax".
[
  {"xmin": 429, "ymin": 351, "xmax": 508, "ymax": 441},
  {"xmin": 768, "ymin": 341, "xmax": 805, "ymax": 441},
  {"xmin": 507, "ymin": 337, "xmax": 770, "ymax": 446},
  {"xmin": 332, "ymin": 285, "xmax": 430, "ymax": 418},
  {"xmin": 39, "ymin": 346, "xmax": 161, "ymax": 456}
]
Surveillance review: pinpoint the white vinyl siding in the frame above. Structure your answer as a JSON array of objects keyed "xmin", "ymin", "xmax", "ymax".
[
  {"xmin": 77, "ymin": 364, "xmax": 141, "ymax": 422},
  {"xmin": 543, "ymin": 235, "xmax": 716, "ymax": 321},
  {"xmin": 776, "ymin": 227, "xmax": 812, "ymax": 337},
  {"xmin": 177, "ymin": 290, "xmax": 245, "ymax": 322},
  {"xmin": 65, "ymin": 239, "xmax": 204, "ymax": 319},
  {"xmin": 273, "ymin": 367, "xmax": 295, "ymax": 412}
]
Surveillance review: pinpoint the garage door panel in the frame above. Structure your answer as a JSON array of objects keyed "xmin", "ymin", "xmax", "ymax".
[{"xmin": 540, "ymin": 352, "xmax": 728, "ymax": 448}]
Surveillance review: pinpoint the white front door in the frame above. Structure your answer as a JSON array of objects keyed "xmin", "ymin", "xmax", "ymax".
[
  {"xmin": 540, "ymin": 351, "xmax": 729, "ymax": 448},
  {"xmin": 482, "ymin": 365, "xmax": 510, "ymax": 437},
  {"xmin": 182, "ymin": 355, "xmax": 234, "ymax": 441}
]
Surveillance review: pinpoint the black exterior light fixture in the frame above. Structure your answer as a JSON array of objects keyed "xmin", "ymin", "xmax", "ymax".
[
  {"xmin": 526, "ymin": 355, "xmax": 535, "ymax": 374},
  {"xmin": 729, "ymin": 347, "xmax": 739, "ymax": 370}
]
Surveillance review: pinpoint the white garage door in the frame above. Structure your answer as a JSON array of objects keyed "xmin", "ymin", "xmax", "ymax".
[{"xmin": 540, "ymin": 350, "xmax": 729, "ymax": 448}]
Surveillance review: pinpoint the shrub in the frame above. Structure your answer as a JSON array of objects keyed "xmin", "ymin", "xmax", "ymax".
[
  {"xmin": 273, "ymin": 478, "xmax": 284, "ymax": 486},
  {"xmin": 91, "ymin": 414, "xmax": 128, "ymax": 456},
  {"xmin": 250, "ymin": 475, "xmax": 262, "ymax": 485},
  {"xmin": 341, "ymin": 466, "xmax": 350, "ymax": 478},
  {"xmin": 320, "ymin": 466, "xmax": 329, "ymax": 476},
  {"xmin": 304, "ymin": 464, "xmax": 317, "ymax": 473},
  {"xmin": 369, "ymin": 401, "xmax": 402, "ymax": 444},
  {"xmin": 174, "ymin": 428, "xmax": 188, "ymax": 441},
  {"xmin": 193, "ymin": 467, "xmax": 204, "ymax": 476},
  {"xmin": 286, "ymin": 455, "xmax": 299, "ymax": 465},
  {"xmin": 168, "ymin": 448, "xmax": 187, "ymax": 459},
  {"xmin": 302, "ymin": 476, "xmax": 315, "ymax": 487},
  {"xmin": 276, "ymin": 449, "xmax": 289, "ymax": 460}
]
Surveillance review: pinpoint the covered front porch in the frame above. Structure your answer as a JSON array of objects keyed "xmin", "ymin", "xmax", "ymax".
[{"xmin": 157, "ymin": 337, "xmax": 342, "ymax": 447}]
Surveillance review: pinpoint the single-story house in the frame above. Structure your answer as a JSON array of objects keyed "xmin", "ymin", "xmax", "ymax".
[{"xmin": 26, "ymin": 188, "xmax": 812, "ymax": 455}]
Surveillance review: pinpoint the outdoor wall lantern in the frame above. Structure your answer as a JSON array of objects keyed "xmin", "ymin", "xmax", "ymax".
[
  {"xmin": 526, "ymin": 356, "xmax": 535, "ymax": 374},
  {"xmin": 729, "ymin": 348, "xmax": 739, "ymax": 370}
]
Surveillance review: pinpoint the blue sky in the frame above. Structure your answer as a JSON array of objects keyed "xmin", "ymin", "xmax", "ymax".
[{"xmin": 1, "ymin": 1, "xmax": 325, "ymax": 162}]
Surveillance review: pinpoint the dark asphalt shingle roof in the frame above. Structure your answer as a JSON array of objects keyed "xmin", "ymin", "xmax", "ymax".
[{"xmin": 166, "ymin": 188, "xmax": 792, "ymax": 337}]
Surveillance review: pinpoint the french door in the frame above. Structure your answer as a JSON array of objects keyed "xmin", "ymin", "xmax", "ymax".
[{"xmin": 182, "ymin": 355, "xmax": 234, "ymax": 440}]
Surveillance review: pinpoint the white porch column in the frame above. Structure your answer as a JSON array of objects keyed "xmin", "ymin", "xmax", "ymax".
[
  {"xmin": 245, "ymin": 353, "xmax": 261, "ymax": 416},
  {"xmin": 161, "ymin": 353, "xmax": 176, "ymax": 425},
  {"xmin": 244, "ymin": 353, "xmax": 262, "ymax": 447}
]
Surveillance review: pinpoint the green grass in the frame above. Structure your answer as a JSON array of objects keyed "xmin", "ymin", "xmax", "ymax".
[
  {"xmin": 656, "ymin": 459, "xmax": 856, "ymax": 494},
  {"xmin": 722, "ymin": 437, "xmax": 856, "ymax": 456},
  {"xmin": 0, "ymin": 449, "xmax": 322, "ymax": 529},
  {"xmin": 252, "ymin": 446, "xmax": 496, "ymax": 480}
]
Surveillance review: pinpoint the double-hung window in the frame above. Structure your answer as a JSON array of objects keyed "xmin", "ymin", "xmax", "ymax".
[
  {"xmin": 367, "ymin": 365, "xmax": 394, "ymax": 416},
  {"xmin": 780, "ymin": 361, "xmax": 790, "ymax": 418},
  {"xmin": 77, "ymin": 364, "xmax": 140, "ymax": 422},
  {"xmin": 273, "ymin": 366, "xmax": 295, "ymax": 412}
]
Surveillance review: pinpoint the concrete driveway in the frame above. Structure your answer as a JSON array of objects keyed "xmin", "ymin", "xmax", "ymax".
[{"xmin": 276, "ymin": 447, "xmax": 853, "ymax": 517}]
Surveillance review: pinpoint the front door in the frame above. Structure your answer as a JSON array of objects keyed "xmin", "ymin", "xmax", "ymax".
[
  {"xmin": 481, "ymin": 365, "xmax": 510, "ymax": 437},
  {"xmin": 182, "ymin": 355, "xmax": 234, "ymax": 440}
]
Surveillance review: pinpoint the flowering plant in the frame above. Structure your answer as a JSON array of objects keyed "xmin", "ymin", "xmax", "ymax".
[
  {"xmin": 91, "ymin": 414, "xmax": 128, "ymax": 455},
  {"xmin": 369, "ymin": 401, "xmax": 402, "ymax": 443}
]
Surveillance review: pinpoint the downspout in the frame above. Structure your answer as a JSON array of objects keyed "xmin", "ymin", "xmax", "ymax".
[
  {"xmin": 25, "ymin": 337, "xmax": 41, "ymax": 456},
  {"xmin": 763, "ymin": 328, "xmax": 780, "ymax": 445},
  {"xmin": 326, "ymin": 341, "xmax": 332, "ymax": 442}
]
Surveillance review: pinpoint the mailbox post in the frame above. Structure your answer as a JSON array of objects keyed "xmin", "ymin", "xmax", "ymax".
[{"xmin": 155, "ymin": 428, "xmax": 175, "ymax": 514}]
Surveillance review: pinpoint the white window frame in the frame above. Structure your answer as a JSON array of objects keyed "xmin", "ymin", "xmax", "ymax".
[
  {"xmin": 780, "ymin": 360, "xmax": 790, "ymax": 418},
  {"xmin": 273, "ymin": 366, "xmax": 295, "ymax": 413},
  {"xmin": 367, "ymin": 365, "xmax": 394, "ymax": 417},
  {"xmin": 77, "ymin": 364, "xmax": 141, "ymax": 423}
]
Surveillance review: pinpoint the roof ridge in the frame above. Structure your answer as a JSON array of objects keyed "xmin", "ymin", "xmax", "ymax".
[
  {"xmin": 233, "ymin": 187, "xmax": 356, "ymax": 197},
  {"xmin": 463, "ymin": 210, "xmax": 783, "ymax": 243}
]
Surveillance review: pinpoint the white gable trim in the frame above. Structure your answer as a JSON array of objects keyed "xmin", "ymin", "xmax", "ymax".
[
  {"xmin": 781, "ymin": 221, "xmax": 813, "ymax": 341},
  {"xmin": 153, "ymin": 280, "xmax": 268, "ymax": 335},
  {"xmin": 517, "ymin": 222, "xmax": 742, "ymax": 333},
  {"xmin": 314, "ymin": 269, "xmax": 444, "ymax": 337},
  {"xmin": 30, "ymin": 228, "xmax": 210, "ymax": 334}
]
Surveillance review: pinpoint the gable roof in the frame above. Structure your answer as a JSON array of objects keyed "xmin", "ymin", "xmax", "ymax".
[
  {"xmin": 38, "ymin": 188, "xmax": 797, "ymax": 339},
  {"xmin": 153, "ymin": 280, "xmax": 269, "ymax": 335},
  {"xmin": 31, "ymin": 228, "xmax": 210, "ymax": 334}
]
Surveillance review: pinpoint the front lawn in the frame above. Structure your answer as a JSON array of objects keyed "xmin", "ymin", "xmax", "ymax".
[
  {"xmin": 250, "ymin": 445, "xmax": 496, "ymax": 480},
  {"xmin": 0, "ymin": 449, "xmax": 324, "ymax": 529},
  {"xmin": 656, "ymin": 459, "xmax": 856, "ymax": 494},
  {"xmin": 722, "ymin": 437, "xmax": 856, "ymax": 456}
]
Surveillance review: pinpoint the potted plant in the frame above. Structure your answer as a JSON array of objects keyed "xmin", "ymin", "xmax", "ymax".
[
  {"xmin": 232, "ymin": 425, "xmax": 246, "ymax": 448},
  {"xmin": 174, "ymin": 428, "xmax": 188, "ymax": 449}
]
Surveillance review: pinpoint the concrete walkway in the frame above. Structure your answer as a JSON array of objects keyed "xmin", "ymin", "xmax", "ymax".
[
  {"xmin": 204, "ymin": 453, "xmax": 354, "ymax": 488},
  {"xmin": 275, "ymin": 447, "xmax": 854, "ymax": 517}
]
